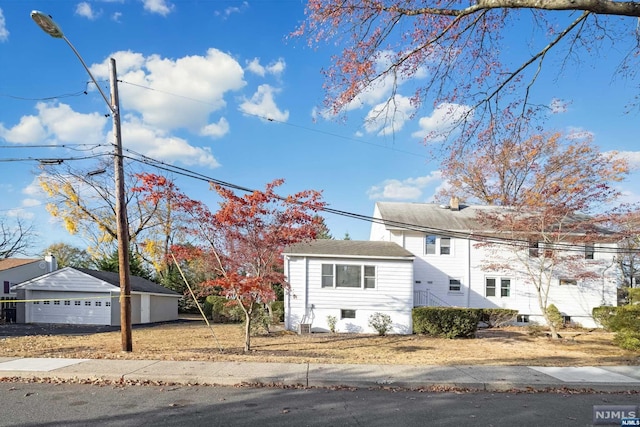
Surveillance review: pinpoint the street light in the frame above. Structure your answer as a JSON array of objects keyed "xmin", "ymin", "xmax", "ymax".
[{"xmin": 31, "ymin": 11, "xmax": 133, "ymax": 352}]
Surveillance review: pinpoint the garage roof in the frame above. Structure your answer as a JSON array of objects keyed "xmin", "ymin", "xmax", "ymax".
[{"xmin": 76, "ymin": 268, "xmax": 180, "ymax": 295}]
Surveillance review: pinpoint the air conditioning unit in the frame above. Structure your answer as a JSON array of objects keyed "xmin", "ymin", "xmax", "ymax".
[{"xmin": 298, "ymin": 323, "xmax": 311, "ymax": 334}]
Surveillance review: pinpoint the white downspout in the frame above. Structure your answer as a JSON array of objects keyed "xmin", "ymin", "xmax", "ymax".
[{"xmin": 467, "ymin": 235, "xmax": 472, "ymax": 308}]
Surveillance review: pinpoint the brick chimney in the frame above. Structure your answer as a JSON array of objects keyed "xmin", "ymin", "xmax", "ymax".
[{"xmin": 449, "ymin": 196, "xmax": 460, "ymax": 211}]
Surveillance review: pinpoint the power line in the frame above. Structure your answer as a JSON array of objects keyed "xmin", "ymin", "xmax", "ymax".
[{"xmin": 121, "ymin": 148, "xmax": 636, "ymax": 256}]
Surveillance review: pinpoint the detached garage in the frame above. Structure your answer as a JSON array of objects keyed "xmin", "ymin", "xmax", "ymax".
[{"xmin": 12, "ymin": 267, "xmax": 181, "ymax": 326}]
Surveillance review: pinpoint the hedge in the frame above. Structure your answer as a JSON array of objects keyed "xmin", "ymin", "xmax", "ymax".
[{"xmin": 413, "ymin": 307, "xmax": 482, "ymax": 338}]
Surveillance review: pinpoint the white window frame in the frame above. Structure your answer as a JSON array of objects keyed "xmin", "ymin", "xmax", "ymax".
[
  {"xmin": 559, "ymin": 278, "xmax": 578, "ymax": 286},
  {"xmin": 585, "ymin": 244, "xmax": 595, "ymax": 260},
  {"xmin": 449, "ymin": 277, "xmax": 463, "ymax": 293},
  {"xmin": 321, "ymin": 264, "xmax": 377, "ymax": 289},
  {"xmin": 485, "ymin": 277, "xmax": 512, "ymax": 298},
  {"xmin": 425, "ymin": 235, "xmax": 453, "ymax": 256}
]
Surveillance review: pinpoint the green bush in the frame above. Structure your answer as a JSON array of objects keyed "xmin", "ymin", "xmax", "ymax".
[
  {"xmin": 368, "ymin": 312, "xmax": 393, "ymax": 336},
  {"xmin": 327, "ymin": 315, "xmax": 337, "ymax": 333},
  {"xmin": 270, "ymin": 301, "xmax": 284, "ymax": 323},
  {"xmin": 608, "ymin": 305, "xmax": 640, "ymax": 332},
  {"xmin": 479, "ymin": 308, "xmax": 518, "ymax": 328},
  {"xmin": 545, "ymin": 304, "xmax": 564, "ymax": 330},
  {"xmin": 628, "ymin": 288, "xmax": 640, "ymax": 305},
  {"xmin": 413, "ymin": 307, "xmax": 481, "ymax": 338},
  {"xmin": 592, "ymin": 306, "xmax": 618, "ymax": 330},
  {"xmin": 613, "ymin": 330, "xmax": 640, "ymax": 351}
]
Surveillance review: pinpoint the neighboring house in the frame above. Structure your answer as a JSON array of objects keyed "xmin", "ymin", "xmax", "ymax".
[
  {"xmin": 12, "ymin": 267, "xmax": 181, "ymax": 326},
  {"xmin": 1, "ymin": 255, "xmax": 58, "ymax": 322},
  {"xmin": 283, "ymin": 240, "xmax": 415, "ymax": 334},
  {"xmin": 283, "ymin": 202, "xmax": 619, "ymax": 334}
]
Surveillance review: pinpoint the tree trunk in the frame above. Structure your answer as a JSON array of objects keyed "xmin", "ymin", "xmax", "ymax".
[
  {"xmin": 244, "ymin": 311, "xmax": 252, "ymax": 352},
  {"xmin": 542, "ymin": 311, "xmax": 560, "ymax": 339}
]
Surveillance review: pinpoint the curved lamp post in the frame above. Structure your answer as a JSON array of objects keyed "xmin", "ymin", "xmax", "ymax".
[{"xmin": 31, "ymin": 11, "xmax": 133, "ymax": 352}]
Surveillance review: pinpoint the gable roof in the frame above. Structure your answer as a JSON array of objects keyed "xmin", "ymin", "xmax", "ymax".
[
  {"xmin": 13, "ymin": 267, "xmax": 180, "ymax": 296},
  {"xmin": 75, "ymin": 268, "xmax": 180, "ymax": 296},
  {"xmin": 284, "ymin": 240, "xmax": 414, "ymax": 260},
  {"xmin": 375, "ymin": 202, "xmax": 487, "ymax": 232},
  {"xmin": 0, "ymin": 258, "xmax": 40, "ymax": 272}
]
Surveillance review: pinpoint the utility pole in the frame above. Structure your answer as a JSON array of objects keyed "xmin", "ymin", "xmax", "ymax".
[
  {"xmin": 110, "ymin": 58, "xmax": 132, "ymax": 352},
  {"xmin": 31, "ymin": 12, "xmax": 133, "ymax": 352}
]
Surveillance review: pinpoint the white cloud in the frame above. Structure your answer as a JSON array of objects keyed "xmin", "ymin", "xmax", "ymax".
[
  {"xmin": 363, "ymin": 95, "xmax": 415, "ymax": 136},
  {"xmin": 22, "ymin": 198, "xmax": 41, "ymax": 208},
  {"xmin": 90, "ymin": 49, "xmax": 246, "ymax": 132},
  {"xmin": 411, "ymin": 103, "xmax": 473, "ymax": 141},
  {"xmin": 118, "ymin": 116, "xmax": 219, "ymax": 168},
  {"xmin": 549, "ymin": 98, "xmax": 568, "ymax": 114},
  {"xmin": 605, "ymin": 150, "xmax": 640, "ymax": 171},
  {"xmin": 37, "ymin": 103, "xmax": 107, "ymax": 144},
  {"xmin": 239, "ymin": 84, "xmax": 289, "ymax": 122},
  {"xmin": 215, "ymin": 2, "xmax": 249, "ymax": 18},
  {"xmin": 142, "ymin": 0, "xmax": 173, "ymax": 16},
  {"xmin": 75, "ymin": 2, "xmax": 99, "ymax": 20},
  {"xmin": 0, "ymin": 9, "xmax": 8, "ymax": 42},
  {"xmin": 246, "ymin": 58, "xmax": 286, "ymax": 77},
  {"xmin": 566, "ymin": 126, "xmax": 595, "ymax": 140},
  {"xmin": 367, "ymin": 171, "xmax": 442, "ymax": 200},
  {"xmin": 0, "ymin": 115, "xmax": 47, "ymax": 144},
  {"xmin": 200, "ymin": 117, "xmax": 230, "ymax": 139},
  {"xmin": 112, "ymin": 12, "xmax": 123, "ymax": 22}
]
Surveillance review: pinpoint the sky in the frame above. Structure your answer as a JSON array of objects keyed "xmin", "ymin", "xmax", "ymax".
[{"xmin": 0, "ymin": 0, "xmax": 639, "ymax": 257}]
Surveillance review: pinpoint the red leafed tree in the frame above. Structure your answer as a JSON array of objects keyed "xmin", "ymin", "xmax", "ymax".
[
  {"xmin": 177, "ymin": 179, "xmax": 325, "ymax": 351},
  {"xmin": 296, "ymin": 1, "xmax": 640, "ymax": 144},
  {"xmin": 443, "ymin": 131, "xmax": 629, "ymax": 338}
]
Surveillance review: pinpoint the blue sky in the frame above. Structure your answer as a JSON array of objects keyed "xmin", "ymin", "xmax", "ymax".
[{"xmin": 0, "ymin": 1, "xmax": 639, "ymax": 256}]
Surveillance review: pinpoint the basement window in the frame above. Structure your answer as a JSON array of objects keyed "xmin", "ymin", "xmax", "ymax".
[
  {"xmin": 340, "ymin": 309, "xmax": 356, "ymax": 319},
  {"xmin": 517, "ymin": 314, "xmax": 529, "ymax": 323}
]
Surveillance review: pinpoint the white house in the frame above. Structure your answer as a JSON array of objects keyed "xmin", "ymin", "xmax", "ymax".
[
  {"xmin": 283, "ymin": 240, "xmax": 415, "ymax": 334},
  {"xmin": 1, "ymin": 255, "xmax": 58, "ymax": 322},
  {"xmin": 370, "ymin": 202, "xmax": 618, "ymax": 329},
  {"xmin": 283, "ymin": 202, "xmax": 619, "ymax": 334},
  {"xmin": 12, "ymin": 267, "xmax": 181, "ymax": 326}
]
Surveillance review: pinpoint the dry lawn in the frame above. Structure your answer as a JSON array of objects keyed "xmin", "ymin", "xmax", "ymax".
[{"xmin": 1, "ymin": 320, "xmax": 638, "ymax": 366}]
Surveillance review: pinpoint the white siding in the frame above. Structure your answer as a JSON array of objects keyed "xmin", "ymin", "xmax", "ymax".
[
  {"xmin": 285, "ymin": 256, "xmax": 414, "ymax": 334},
  {"xmin": 378, "ymin": 226, "xmax": 618, "ymax": 329},
  {"xmin": 1, "ymin": 262, "xmax": 49, "ymax": 297}
]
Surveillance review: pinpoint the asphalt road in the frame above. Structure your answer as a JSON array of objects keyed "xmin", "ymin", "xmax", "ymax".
[{"xmin": 0, "ymin": 381, "xmax": 638, "ymax": 427}]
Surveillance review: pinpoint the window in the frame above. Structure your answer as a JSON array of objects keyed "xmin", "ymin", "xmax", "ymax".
[
  {"xmin": 529, "ymin": 240, "xmax": 539, "ymax": 258},
  {"xmin": 425, "ymin": 235, "xmax": 436, "ymax": 255},
  {"xmin": 440, "ymin": 238, "xmax": 451, "ymax": 255},
  {"xmin": 560, "ymin": 278, "xmax": 577, "ymax": 286},
  {"xmin": 585, "ymin": 244, "xmax": 595, "ymax": 260},
  {"xmin": 425, "ymin": 235, "xmax": 452, "ymax": 255},
  {"xmin": 85, "ymin": 301, "xmax": 91, "ymax": 306},
  {"xmin": 486, "ymin": 277, "xmax": 511, "ymax": 298},
  {"xmin": 33, "ymin": 301, "xmax": 39, "ymax": 305},
  {"xmin": 517, "ymin": 314, "xmax": 529, "ymax": 323},
  {"xmin": 500, "ymin": 279, "xmax": 511, "ymax": 297},
  {"xmin": 321, "ymin": 264, "xmax": 334, "ymax": 288},
  {"xmin": 322, "ymin": 264, "xmax": 376, "ymax": 289},
  {"xmin": 364, "ymin": 266, "xmax": 376, "ymax": 289},
  {"xmin": 53, "ymin": 300, "xmax": 60, "ymax": 305},
  {"xmin": 74, "ymin": 301, "xmax": 81, "ymax": 306},
  {"xmin": 485, "ymin": 278, "xmax": 496, "ymax": 297},
  {"xmin": 43, "ymin": 301, "xmax": 50, "ymax": 305},
  {"xmin": 449, "ymin": 278, "xmax": 462, "ymax": 292},
  {"xmin": 64, "ymin": 301, "xmax": 70, "ymax": 306},
  {"xmin": 106, "ymin": 301, "xmax": 111, "ymax": 307},
  {"xmin": 340, "ymin": 309, "xmax": 356, "ymax": 319},
  {"xmin": 95, "ymin": 301, "xmax": 102, "ymax": 307},
  {"xmin": 336, "ymin": 265, "xmax": 361, "ymax": 288}
]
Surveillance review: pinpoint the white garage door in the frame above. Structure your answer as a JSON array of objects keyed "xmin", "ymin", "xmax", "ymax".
[{"xmin": 29, "ymin": 291, "xmax": 111, "ymax": 325}]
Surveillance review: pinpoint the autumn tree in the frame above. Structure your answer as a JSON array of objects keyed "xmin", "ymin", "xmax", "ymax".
[
  {"xmin": 444, "ymin": 131, "xmax": 629, "ymax": 338},
  {"xmin": 0, "ymin": 216, "xmax": 35, "ymax": 258},
  {"xmin": 39, "ymin": 165, "xmax": 190, "ymax": 282},
  {"xmin": 297, "ymin": 1, "xmax": 640, "ymax": 143},
  {"xmin": 41, "ymin": 243, "xmax": 93, "ymax": 269},
  {"xmin": 174, "ymin": 179, "xmax": 325, "ymax": 351}
]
